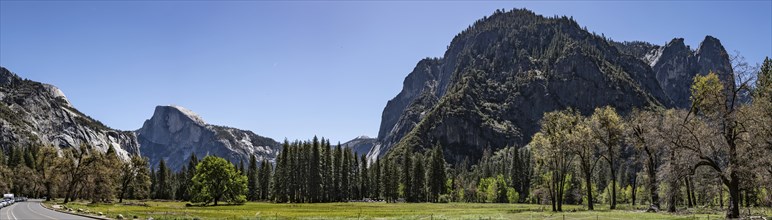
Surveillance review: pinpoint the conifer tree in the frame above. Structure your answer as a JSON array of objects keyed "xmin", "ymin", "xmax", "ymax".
[
  {"xmin": 411, "ymin": 154, "xmax": 426, "ymax": 202},
  {"xmin": 427, "ymin": 144, "xmax": 447, "ymax": 202},
  {"xmin": 401, "ymin": 148, "xmax": 413, "ymax": 201},
  {"xmin": 360, "ymin": 154, "xmax": 368, "ymax": 199},
  {"xmin": 247, "ymin": 155, "xmax": 258, "ymax": 201},
  {"xmin": 310, "ymin": 136, "xmax": 322, "ymax": 202},
  {"xmin": 258, "ymin": 160, "xmax": 272, "ymax": 200}
]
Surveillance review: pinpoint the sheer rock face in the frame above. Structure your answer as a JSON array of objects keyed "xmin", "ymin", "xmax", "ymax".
[
  {"xmin": 0, "ymin": 67, "xmax": 138, "ymax": 159},
  {"xmin": 137, "ymin": 105, "xmax": 280, "ymax": 171},
  {"xmin": 617, "ymin": 36, "xmax": 734, "ymax": 108},
  {"xmin": 368, "ymin": 9, "xmax": 731, "ymax": 164}
]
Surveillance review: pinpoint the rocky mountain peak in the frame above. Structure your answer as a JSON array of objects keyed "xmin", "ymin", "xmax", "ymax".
[
  {"xmin": 137, "ymin": 105, "xmax": 280, "ymax": 171},
  {"xmin": 368, "ymin": 9, "xmax": 735, "ymax": 165},
  {"xmin": 0, "ymin": 67, "xmax": 19, "ymax": 85}
]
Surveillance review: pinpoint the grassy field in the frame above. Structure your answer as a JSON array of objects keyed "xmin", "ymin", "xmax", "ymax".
[{"xmin": 45, "ymin": 200, "xmax": 767, "ymax": 220}]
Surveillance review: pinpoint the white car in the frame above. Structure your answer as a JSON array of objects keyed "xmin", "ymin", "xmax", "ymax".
[{"xmin": 0, "ymin": 201, "xmax": 6, "ymax": 207}]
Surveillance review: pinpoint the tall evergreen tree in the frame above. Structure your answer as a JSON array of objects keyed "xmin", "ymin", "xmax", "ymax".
[
  {"xmin": 360, "ymin": 154, "xmax": 368, "ymax": 199},
  {"xmin": 401, "ymin": 148, "xmax": 413, "ymax": 201},
  {"xmin": 247, "ymin": 155, "xmax": 258, "ymax": 201},
  {"xmin": 258, "ymin": 160, "xmax": 272, "ymax": 200},
  {"xmin": 411, "ymin": 154, "xmax": 426, "ymax": 202},
  {"xmin": 333, "ymin": 144, "xmax": 343, "ymax": 201},
  {"xmin": 427, "ymin": 144, "xmax": 447, "ymax": 202},
  {"xmin": 371, "ymin": 158, "xmax": 381, "ymax": 199},
  {"xmin": 272, "ymin": 140, "xmax": 290, "ymax": 202},
  {"xmin": 341, "ymin": 147, "xmax": 352, "ymax": 201},
  {"xmin": 156, "ymin": 160, "xmax": 172, "ymax": 200},
  {"xmin": 310, "ymin": 136, "xmax": 322, "ymax": 202}
]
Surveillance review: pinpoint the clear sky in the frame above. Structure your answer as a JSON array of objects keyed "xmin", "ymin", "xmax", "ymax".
[{"xmin": 1, "ymin": 1, "xmax": 770, "ymax": 143}]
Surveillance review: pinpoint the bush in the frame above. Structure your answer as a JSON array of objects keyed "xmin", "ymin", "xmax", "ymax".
[{"xmin": 438, "ymin": 194, "xmax": 451, "ymax": 203}]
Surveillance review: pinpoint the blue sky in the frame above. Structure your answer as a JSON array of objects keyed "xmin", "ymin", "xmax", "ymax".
[{"xmin": 1, "ymin": 1, "xmax": 770, "ymax": 143}]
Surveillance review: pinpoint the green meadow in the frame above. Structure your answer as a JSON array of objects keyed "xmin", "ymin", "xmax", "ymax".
[{"xmin": 45, "ymin": 200, "xmax": 759, "ymax": 220}]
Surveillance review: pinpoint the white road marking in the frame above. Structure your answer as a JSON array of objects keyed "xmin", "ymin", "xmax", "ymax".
[
  {"xmin": 28, "ymin": 202, "xmax": 56, "ymax": 219},
  {"xmin": 8, "ymin": 203, "xmax": 17, "ymax": 220}
]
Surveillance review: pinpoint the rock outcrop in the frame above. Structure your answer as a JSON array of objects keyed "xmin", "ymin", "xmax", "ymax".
[
  {"xmin": 0, "ymin": 67, "xmax": 138, "ymax": 159},
  {"xmin": 342, "ymin": 135, "xmax": 378, "ymax": 157},
  {"xmin": 615, "ymin": 36, "xmax": 734, "ymax": 108},
  {"xmin": 137, "ymin": 105, "xmax": 280, "ymax": 171}
]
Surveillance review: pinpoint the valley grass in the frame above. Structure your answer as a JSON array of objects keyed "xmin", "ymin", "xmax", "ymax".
[{"xmin": 45, "ymin": 200, "xmax": 749, "ymax": 220}]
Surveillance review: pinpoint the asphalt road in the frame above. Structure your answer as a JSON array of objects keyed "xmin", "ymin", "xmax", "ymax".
[{"xmin": 0, "ymin": 199, "xmax": 92, "ymax": 220}]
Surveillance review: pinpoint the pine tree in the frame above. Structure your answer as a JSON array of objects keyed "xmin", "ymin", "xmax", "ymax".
[
  {"xmin": 185, "ymin": 153, "xmax": 198, "ymax": 201},
  {"xmin": 333, "ymin": 144, "xmax": 343, "ymax": 201},
  {"xmin": 323, "ymin": 139, "xmax": 333, "ymax": 202},
  {"xmin": 247, "ymin": 155, "xmax": 258, "ymax": 201},
  {"xmin": 427, "ymin": 144, "xmax": 447, "ymax": 202},
  {"xmin": 371, "ymin": 158, "xmax": 381, "ymax": 199},
  {"xmin": 412, "ymin": 154, "xmax": 426, "ymax": 202},
  {"xmin": 258, "ymin": 160, "xmax": 272, "ymax": 200},
  {"xmin": 401, "ymin": 148, "xmax": 413, "ymax": 202},
  {"xmin": 156, "ymin": 160, "xmax": 171, "ymax": 200},
  {"xmin": 310, "ymin": 136, "xmax": 321, "ymax": 202},
  {"xmin": 341, "ymin": 147, "xmax": 351, "ymax": 201},
  {"xmin": 272, "ymin": 140, "xmax": 290, "ymax": 203},
  {"xmin": 360, "ymin": 154, "xmax": 368, "ymax": 199},
  {"xmin": 381, "ymin": 158, "xmax": 394, "ymax": 202}
]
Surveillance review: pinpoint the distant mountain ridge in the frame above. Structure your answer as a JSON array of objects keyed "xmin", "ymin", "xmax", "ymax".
[
  {"xmin": 367, "ymin": 9, "xmax": 734, "ymax": 164},
  {"xmin": 0, "ymin": 67, "xmax": 279, "ymax": 171}
]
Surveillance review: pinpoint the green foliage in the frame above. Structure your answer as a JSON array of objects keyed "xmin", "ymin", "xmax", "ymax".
[
  {"xmin": 477, "ymin": 175, "xmax": 509, "ymax": 203},
  {"xmin": 191, "ymin": 156, "xmax": 247, "ymax": 205},
  {"xmin": 690, "ymin": 72, "xmax": 724, "ymax": 115}
]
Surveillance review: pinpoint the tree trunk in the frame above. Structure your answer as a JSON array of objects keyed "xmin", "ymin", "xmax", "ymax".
[
  {"xmin": 585, "ymin": 171, "xmax": 594, "ymax": 210},
  {"xmin": 631, "ymin": 176, "xmax": 637, "ymax": 207},
  {"xmin": 727, "ymin": 177, "xmax": 740, "ymax": 218},
  {"xmin": 611, "ymin": 174, "xmax": 617, "ymax": 209},
  {"xmin": 647, "ymin": 153, "xmax": 660, "ymax": 211},
  {"xmin": 719, "ymin": 178, "xmax": 724, "ymax": 209},
  {"xmin": 64, "ymin": 181, "xmax": 76, "ymax": 204},
  {"xmin": 45, "ymin": 183, "xmax": 52, "ymax": 202},
  {"xmin": 685, "ymin": 177, "xmax": 694, "ymax": 208}
]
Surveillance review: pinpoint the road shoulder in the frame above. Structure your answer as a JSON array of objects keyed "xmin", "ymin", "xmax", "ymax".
[{"xmin": 39, "ymin": 201, "xmax": 113, "ymax": 220}]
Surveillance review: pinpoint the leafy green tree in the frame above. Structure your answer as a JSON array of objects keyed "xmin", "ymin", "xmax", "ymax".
[
  {"xmin": 118, "ymin": 156, "xmax": 151, "ymax": 202},
  {"xmin": 192, "ymin": 155, "xmax": 247, "ymax": 205},
  {"xmin": 589, "ymin": 106, "xmax": 624, "ymax": 209},
  {"xmin": 531, "ymin": 109, "xmax": 579, "ymax": 211},
  {"xmin": 35, "ymin": 145, "xmax": 59, "ymax": 201},
  {"xmin": 568, "ymin": 116, "xmax": 598, "ymax": 210}
]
